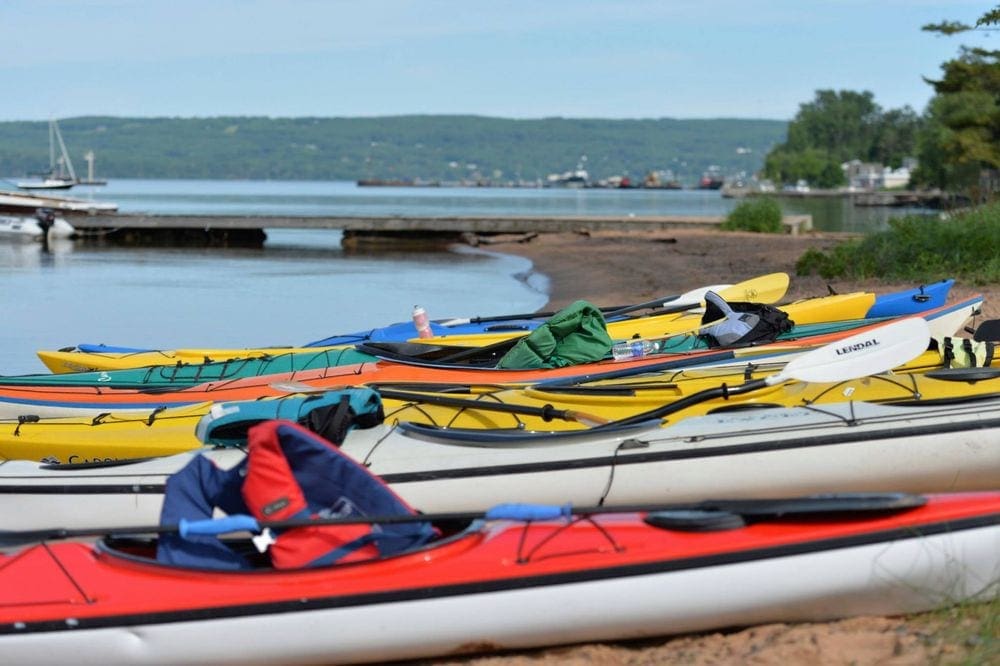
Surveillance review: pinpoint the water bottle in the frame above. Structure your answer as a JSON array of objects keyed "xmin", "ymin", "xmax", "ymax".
[
  {"xmin": 611, "ymin": 338, "xmax": 660, "ymax": 361},
  {"xmin": 412, "ymin": 305, "xmax": 433, "ymax": 339}
]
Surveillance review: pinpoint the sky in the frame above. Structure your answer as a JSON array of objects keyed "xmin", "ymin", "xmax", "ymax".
[{"xmin": 0, "ymin": 0, "xmax": 996, "ymax": 122}]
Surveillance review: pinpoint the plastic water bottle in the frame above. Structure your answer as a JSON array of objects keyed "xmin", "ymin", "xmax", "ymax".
[
  {"xmin": 611, "ymin": 339, "xmax": 660, "ymax": 361},
  {"xmin": 412, "ymin": 305, "xmax": 433, "ymax": 339}
]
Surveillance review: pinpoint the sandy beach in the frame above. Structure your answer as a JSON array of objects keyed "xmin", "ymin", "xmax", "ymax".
[{"xmin": 425, "ymin": 228, "xmax": 998, "ymax": 666}]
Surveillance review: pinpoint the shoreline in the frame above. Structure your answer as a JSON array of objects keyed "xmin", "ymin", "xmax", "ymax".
[{"xmin": 490, "ymin": 228, "xmax": 997, "ymax": 320}]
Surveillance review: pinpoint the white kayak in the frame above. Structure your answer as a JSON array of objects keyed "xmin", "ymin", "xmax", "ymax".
[{"xmin": 4, "ymin": 395, "xmax": 999, "ymax": 531}]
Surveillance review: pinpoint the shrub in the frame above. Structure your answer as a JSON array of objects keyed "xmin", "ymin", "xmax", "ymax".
[
  {"xmin": 722, "ymin": 197, "xmax": 783, "ymax": 233},
  {"xmin": 795, "ymin": 202, "xmax": 1000, "ymax": 283}
]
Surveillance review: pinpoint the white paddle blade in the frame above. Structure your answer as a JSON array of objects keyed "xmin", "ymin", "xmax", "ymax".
[{"xmin": 772, "ymin": 317, "xmax": 932, "ymax": 385}]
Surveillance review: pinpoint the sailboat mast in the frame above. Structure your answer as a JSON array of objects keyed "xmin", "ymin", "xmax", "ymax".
[
  {"xmin": 48, "ymin": 121, "xmax": 56, "ymax": 176},
  {"xmin": 52, "ymin": 120, "xmax": 77, "ymax": 182}
]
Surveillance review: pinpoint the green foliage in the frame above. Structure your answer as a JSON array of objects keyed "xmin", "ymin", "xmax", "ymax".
[
  {"xmin": 913, "ymin": 6, "xmax": 1000, "ymax": 193},
  {"xmin": 795, "ymin": 201, "xmax": 1000, "ymax": 283},
  {"xmin": 0, "ymin": 116, "xmax": 788, "ymax": 184},
  {"xmin": 721, "ymin": 197, "xmax": 784, "ymax": 233},
  {"xmin": 764, "ymin": 90, "xmax": 922, "ymax": 188},
  {"xmin": 763, "ymin": 90, "xmax": 919, "ymax": 188}
]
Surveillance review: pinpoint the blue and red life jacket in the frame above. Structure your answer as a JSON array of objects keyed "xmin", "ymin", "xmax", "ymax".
[{"xmin": 156, "ymin": 419, "xmax": 436, "ymax": 570}]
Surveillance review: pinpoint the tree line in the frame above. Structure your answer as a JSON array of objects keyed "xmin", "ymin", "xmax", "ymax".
[
  {"xmin": 0, "ymin": 116, "xmax": 787, "ymax": 186},
  {"xmin": 763, "ymin": 5, "xmax": 1000, "ymax": 196}
]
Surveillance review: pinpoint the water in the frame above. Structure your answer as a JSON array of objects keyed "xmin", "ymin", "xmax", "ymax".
[
  {"xmin": 0, "ymin": 229, "xmax": 547, "ymax": 375},
  {"xmin": 1, "ymin": 179, "xmax": 927, "ymax": 375}
]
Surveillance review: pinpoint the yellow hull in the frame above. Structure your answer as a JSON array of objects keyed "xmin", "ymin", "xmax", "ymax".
[
  {"xmin": 36, "ymin": 346, "xmax": 344, "ymax": 374},
  {"xmin": 36, "ymin": 273, "xmax": 795, "ymax": 373},
  {"xmin": 35, "ymin": 292, "xmax": 868, "ymax": 374},
  {"xmin": 5, "ymin": 344, "xmax": 992, "ymax": 463}
]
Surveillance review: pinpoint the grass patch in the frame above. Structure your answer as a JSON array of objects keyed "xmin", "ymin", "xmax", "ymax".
[
  {"xmin": 909, "ymin": 596, "xmax": 999, "ymax": 665},
  {"xmin": 722, "ymin": 197, "xmax": 784, "ymax": 233},
  {"xmin": 796, "ymin": 202, "xmax": 1000, "ymax": 284}
]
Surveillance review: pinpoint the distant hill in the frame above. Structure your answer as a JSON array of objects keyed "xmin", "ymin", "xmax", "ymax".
[{"xmin": 0, "ymin": 116, "xmax": 788, "ymax": 185}]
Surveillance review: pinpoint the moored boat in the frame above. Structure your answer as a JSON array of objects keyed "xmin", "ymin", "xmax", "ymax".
[{"xmin": 0, "ymin": 212, "xmax": 75, "ymax": 242}]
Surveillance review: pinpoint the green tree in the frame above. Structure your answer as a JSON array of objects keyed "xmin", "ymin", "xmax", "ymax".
[
  {"xmin": 912, "ymin": 7, "xmax": 1000, "ymax": 194},
  {"xmin": 871, "ymin": 107, "xmax": 922, "ymax": 168},
  {"xmin": 784, "ymin": 90, "xmax": 881, "ymax": 162},
  {"xmin": 763, "ymin": 90, "xmax": 917, "ymax": 188}
]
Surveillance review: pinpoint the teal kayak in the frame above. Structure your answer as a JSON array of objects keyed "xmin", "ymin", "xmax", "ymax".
[{"xmin": 0, "ymin": 347, "xmax": 377, "ymax": 390}]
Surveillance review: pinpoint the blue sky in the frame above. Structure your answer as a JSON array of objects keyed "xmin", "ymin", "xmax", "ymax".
[{"xmin": 1, "ymin": 1, "xmax": 995, "ymax": 121}]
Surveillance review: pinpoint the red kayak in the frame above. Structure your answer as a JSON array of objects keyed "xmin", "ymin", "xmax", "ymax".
[{"xmin": 1, "ymin": 421, "xmax": 998, "ymax": 665}]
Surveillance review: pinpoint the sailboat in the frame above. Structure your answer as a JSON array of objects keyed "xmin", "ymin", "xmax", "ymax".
[{"xmin": 17, "ymin": 120, "xmax": 77, "ymax": 190}]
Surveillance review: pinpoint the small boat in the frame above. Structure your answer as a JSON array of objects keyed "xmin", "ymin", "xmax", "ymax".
[
  {"xmin": 0, "ymin": 211, "xmax": 75, "ymax": 242},
  {"xmin": 16, "ymin": 120, "xmax": 78, "ymax": 191},
  {"xmin": 0, "ymin": 421, "xmax": 997, "ymax": 665}
]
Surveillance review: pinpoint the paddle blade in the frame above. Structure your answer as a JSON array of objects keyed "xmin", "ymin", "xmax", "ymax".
[
  {"xmin": 716, "ymin": 272, "xmax": 789, "ymax": 305},
  {"xmin": 774, "ymin": 317, "xmax": 931, "ymax": 385}
]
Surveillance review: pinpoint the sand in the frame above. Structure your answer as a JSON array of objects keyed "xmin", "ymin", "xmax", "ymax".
[{"xmin": 422, "ymin": 228, "xmax": 998, "ymax": 666}]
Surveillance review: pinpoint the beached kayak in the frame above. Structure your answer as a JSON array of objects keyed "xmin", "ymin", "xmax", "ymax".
[
  {"xmin": 4, "ymin": 394, "xmax": 1000, "ymax": 531},
  {"xmin": 32, "ymin": 274, "xmax": 789, "ymax": 373},
  {"xmin": 7, "ymin": 308, "xmax": 869, "ymax": 391},
  {"xmin": 0, "ymin": 297, "xmax": 980, "ymax": 424},
  {"xmin": 0, "ymin": 430, "xmax": 996, "ymax": 666}
]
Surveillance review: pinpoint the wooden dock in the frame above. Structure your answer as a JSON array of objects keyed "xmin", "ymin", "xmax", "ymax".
[{"xmin": 72, "ymin": 212, "xmax": 813, "ymax": 245}]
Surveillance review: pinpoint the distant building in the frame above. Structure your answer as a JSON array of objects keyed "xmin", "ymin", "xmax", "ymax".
[{"xmin": 842, "ymin": 158, "xmax": 915, "ymax": 190}]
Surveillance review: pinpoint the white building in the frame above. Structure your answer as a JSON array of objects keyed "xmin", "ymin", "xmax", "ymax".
[{"xmin": 842, "ymin": 158, "xmax": 915, "ymax": 190}]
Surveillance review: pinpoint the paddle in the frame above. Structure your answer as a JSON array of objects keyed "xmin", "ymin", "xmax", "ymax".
[
  {"xmin": 0, "ymin": 492, "xmax": 926, "ymax": 547},
  {"xmin": 429, "ymin": 273, "xmax": 788, "ymax": 339},
  {"xmin": 599, "ymin": 284, "xmax": 729, "ymax": 319},
  {"xmin": 436, "ymin": 282, "xmax": 736, "ymax": 327},
  {"xmin": 272, "ymin": 317, "xmax": 931, "ymax": 430}
]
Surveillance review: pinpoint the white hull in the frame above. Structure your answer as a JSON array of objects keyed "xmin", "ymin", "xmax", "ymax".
[
  {"xmin": 0, "ymin": 215, "xmax": 74, "ymax": 242},
  {"xmin": 4, "ymin": 525, "xmax": 998, "ymax": 665},
  {"xmin": 16, "ymin": 178, "xmax": 75, "ymax": 191},
  {"xmin": 3, "ymin": 398, "xmax": 1000, "ymax": 530},
  {"xmin": 0, "ymin": 190, "xmax": 117, "ymax": 215}
]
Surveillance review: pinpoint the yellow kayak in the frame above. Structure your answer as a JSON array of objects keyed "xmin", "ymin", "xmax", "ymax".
[
  {"xmin": 35, "ymin": 346, "xmax": 352, "ymax": 374},
  {"xmin": 36, "ymin": 284, "xmax": 870, "ymax": 376},
  {"xmin": 5, "ymin": 329, "xmax": 992, "ymax": 463},
  {"xmin": 35, "ymin": 273, "xmax": 793, "ymax": 373}
]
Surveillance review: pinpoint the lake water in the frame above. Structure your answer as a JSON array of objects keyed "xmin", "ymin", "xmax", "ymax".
[{"xmin": 1, "ymin": 179, "xmax": 924, "ymax": 375}]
